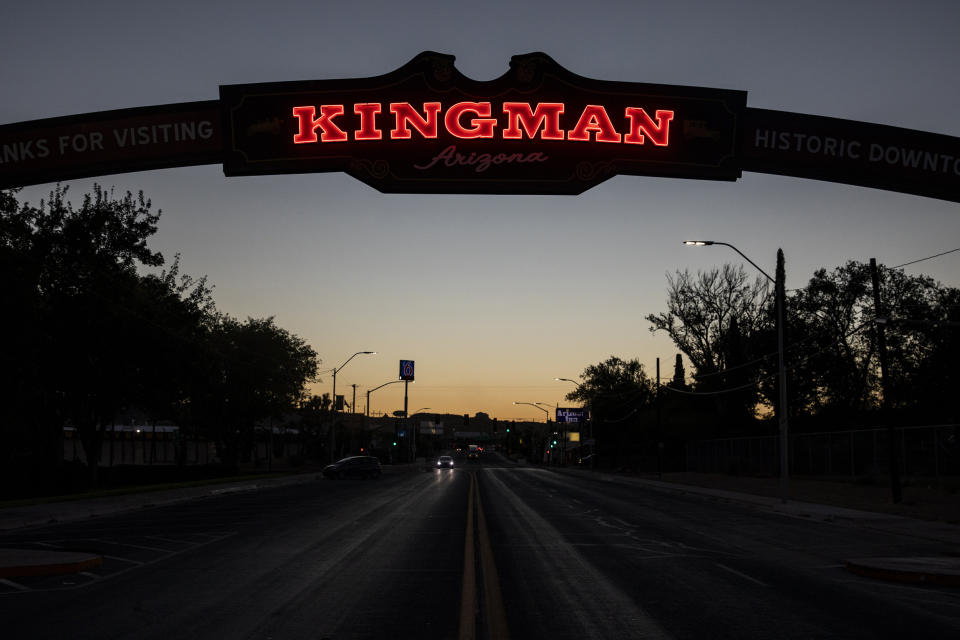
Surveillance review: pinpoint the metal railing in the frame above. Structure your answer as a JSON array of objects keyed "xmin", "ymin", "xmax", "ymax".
[{"xmin": 685, "ymin": 424, "xmax": 960, "ymax": 483}]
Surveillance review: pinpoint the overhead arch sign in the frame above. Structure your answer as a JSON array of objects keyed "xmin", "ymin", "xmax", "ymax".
[{"xmin": 1, "ymin": 51, "xmax": 958, "ymax": 202}]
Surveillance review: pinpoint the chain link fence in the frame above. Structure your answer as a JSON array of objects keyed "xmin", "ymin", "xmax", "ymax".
[{"xmin": 685, "ymin": 424, "xmax": 960, "ymax": 484}]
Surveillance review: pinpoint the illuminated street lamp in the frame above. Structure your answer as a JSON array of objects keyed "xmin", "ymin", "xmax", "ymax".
[
  {"xmin": 330, "ymin": 351, "xmax": 376, "ymax": 461},
  {"xmin": 513, "ymin": 401, "xmax": 548, "ymax": 421},
  {"xmin": 684, "ymin": 240, "xmax": 789, "ymax": 503}
]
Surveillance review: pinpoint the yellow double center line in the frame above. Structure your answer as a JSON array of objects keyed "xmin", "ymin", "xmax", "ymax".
[{"xmin": 458, "ymin": 471, "xmax": 510, "ymax": 640}]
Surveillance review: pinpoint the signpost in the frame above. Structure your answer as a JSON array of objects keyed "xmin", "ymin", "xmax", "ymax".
[{"xmin": 399, "ymin": 360, "xmax": 415, "ymax": 461}]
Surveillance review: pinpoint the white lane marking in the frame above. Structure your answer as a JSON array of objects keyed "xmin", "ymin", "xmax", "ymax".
[
  {"xmin": 896, "ymin": 595, "xmax": 960, "ymax": 609},
  {"xmin": 0, "ymin": 578, "xmax": 31, "ymax": 592},
  {"xmin": 35, "ymin": 542, "xmax": 62, "ymax": 548},
  {"xmin": 79, "ymin": 572, "xmax": 101, "ymax": 579},
  {"xmin": 146, "ymin": 535, "xmax": 195, "ymax": 545},
  {"xmin": 90, "ymin": 539, "xmax": 170, "ymax": 552},
  {"xmin": 715, "ymin": 563, "xmax": 770, "ymax": 587},
  {"xmin": 836, "ymin": 578, "xmax": 960, "ymax": 600},
  {"xmin": 102, "ymin": 555, "xmax": 144, "ymax": 565}
]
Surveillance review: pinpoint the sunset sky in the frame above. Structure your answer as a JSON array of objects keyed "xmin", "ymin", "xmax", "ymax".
[{"xmin": 3, "ymin": 0, "xmax": 959, "ymax": 422}]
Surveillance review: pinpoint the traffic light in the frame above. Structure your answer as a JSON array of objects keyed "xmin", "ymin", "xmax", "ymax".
[{"xmin": 392, "ymin": 441, "xmax": 397, "ymax": 447}]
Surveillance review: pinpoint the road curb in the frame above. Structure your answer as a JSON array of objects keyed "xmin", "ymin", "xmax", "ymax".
[
  {"xmin": 845, "ymin": 557, "xmax": 960, "ymax": 587},
  {"xmin": 0, "ymin": 549, "xmax": 103, "ymax": 579}
]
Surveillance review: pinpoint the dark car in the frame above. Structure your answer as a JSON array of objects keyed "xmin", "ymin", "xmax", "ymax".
[
  {"xmin": 435, "ymin": 455, "xmax": 454, "ymax": 469},
  {"xmin": 322, "ymin": 455, "xmax": 382, "ymax": 479}
]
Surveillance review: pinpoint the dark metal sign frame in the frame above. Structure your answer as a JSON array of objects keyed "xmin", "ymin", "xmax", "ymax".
[
  {"xmin": 219, "ymin": 52, "xmax": 746, "ymax": 194},
  {"xmin": 1, "ymin": 52, "xmax": 958, "ymax": 202}
]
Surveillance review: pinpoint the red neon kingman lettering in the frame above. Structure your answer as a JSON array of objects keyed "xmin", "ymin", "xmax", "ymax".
[
  {"xmin": 568, "ymin": 105, "xmax": 622, "ymax": 143},
  {"xmin": 390, "ymin": 102, "xmax": 442, "ymax": 139},
  {"xmin": 624, "ymin": 109, "xmax": 673, "ymax": 146},
  {"xmin": 354, "ymin": 103, "xmax": 383, "ymax": 140},
  {"xmin": 292, "ymin": 105, "xmax": 348, "ymax": 143},
  {"xmin": 502, "ymin": 103, "xmax": 565, "ymax": 140},
  {"xmin": 445, "ymin": 102, "xmax": 497, "ymax": 139}
]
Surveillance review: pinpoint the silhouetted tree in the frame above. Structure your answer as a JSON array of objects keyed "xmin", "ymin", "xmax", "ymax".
[
  {"xmin": 646, "ymin": 265, "xmax": 771, "ymax": 387},
  {"xmin": 669, "ymin": 354, "xmax": 687, "ymax": 390},
  {"xmin": 192, "ymin": 316, "xmax": 318, "ymax": 471},
  {"xmin": 0, "ymin": 186, "xmax": 319, "ymax": 492},
  {"xmin": 565, "ymin": 356, "xmax": 656, "ymax": 467},
  {"xmin": 298, "ymin": 393, "xmax": 332, "ymax": 461}
]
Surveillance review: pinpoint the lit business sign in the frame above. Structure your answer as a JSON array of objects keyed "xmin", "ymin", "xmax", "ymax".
[
  {"xmin": 399, "ymin": 360, "xmax": 415, "ymax": 381},
  {"xmin": 556, "ymin": 407, "xmax": 586, "ymax": 423},
  {"xmin": 219, "ymin": 51, "xmax": 746, "ymax": 194}
]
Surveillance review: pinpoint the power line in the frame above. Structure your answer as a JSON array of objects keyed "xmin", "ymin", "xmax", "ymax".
[
  {"xmin": 890, "ymin": 246, "xmax": 960, "ymax": 270},
  {"xmin": 666, "ymin": 320, "xmax": 875, "ymax": 396}
]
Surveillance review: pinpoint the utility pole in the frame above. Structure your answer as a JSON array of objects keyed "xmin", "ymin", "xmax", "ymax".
[
  {"xmin": 871, "ymin": 257, "xmax": 902, "ymax": 503},
  {"xmin": 656, "ymin": 357, "xmax": 662, "ymax": 480},
  {"xmin": 404, "ymin": 379, "xmax": 410, "ymax": 462},
  {"xmin": 775, "ymin": 249, "xmax": 789, "ymax": 504},
  {"xmin": 351, "ymin": 384, "xmax": 358, "ymax": 414}
]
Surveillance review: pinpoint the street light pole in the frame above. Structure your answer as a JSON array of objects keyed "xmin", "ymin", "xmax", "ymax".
[
  {"xmin": 684, "ymin": 240, "xmax": 790, "ymax": 503},
  {"xmin": 514, "ymin": 401, "xmax": 549, "ymax": 421},
  {"xmin": 366, "ymin": 379, "xmax": 405, "ymax": 418},
  {"xmin": 537, "ymin": 402, "xmax": 563, "ymax": 464},
  {"xmin": 329, "ymin": 351, "xmax": 376, "ymax": 462},
  {"xmin": 514, "ymin": 401, "xmax": 549, "ymax": 464},
  {"xmin": 408, "ymin": 406, "xmax": 431, "ymax": 461}
]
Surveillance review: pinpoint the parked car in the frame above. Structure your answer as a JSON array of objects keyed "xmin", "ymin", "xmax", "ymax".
[
  {"xmin": 436, "ymin": 455, "xmax": 454, "ymax": 469},
  {"xmin": 323, "ymin": 456, "xmax": 382, "ymax": 479}
]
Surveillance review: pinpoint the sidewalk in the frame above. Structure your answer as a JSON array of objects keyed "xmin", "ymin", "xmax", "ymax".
[
  {"xmin": 0, "ymin": 471, "xmax": 326, "ymax": 533},
  {"xmin": 0, "ymin": 463, "xmax": 421, "ymax": 533}
]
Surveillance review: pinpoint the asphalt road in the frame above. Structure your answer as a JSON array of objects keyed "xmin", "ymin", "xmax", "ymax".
[{"xmin": 1, "ymin": 455, "xmax": 958, "ymax": 639}]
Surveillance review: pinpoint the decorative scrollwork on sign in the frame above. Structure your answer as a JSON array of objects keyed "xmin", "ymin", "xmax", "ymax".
[
  {"xmin": 575, "ymin": 161, "xmax": 617, "ymax": 181},
  {"xmin": 430, "ymin": 57, "xmax": 454, "ymax": 83},
  {"xmin": 350, "ymin": 158, "xmax": 390, "ymax": 179}
]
